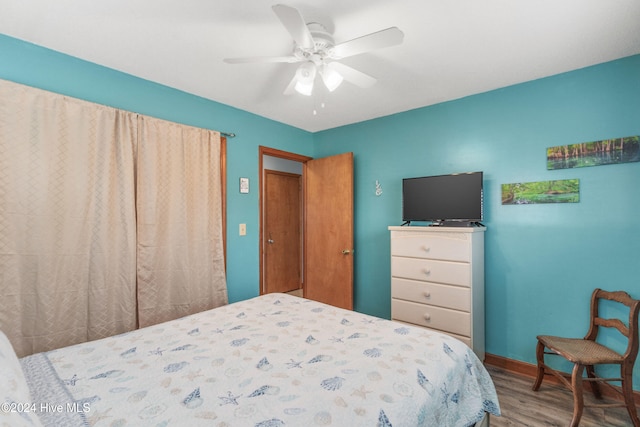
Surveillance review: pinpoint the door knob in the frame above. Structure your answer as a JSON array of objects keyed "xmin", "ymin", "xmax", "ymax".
[
  {"xmin": 268, "ymin": 239, "xmax": 274, "ymax": 244},
  {"xmin": 342, "ymin": 249, "xmax": 354, "ymax": 255}
]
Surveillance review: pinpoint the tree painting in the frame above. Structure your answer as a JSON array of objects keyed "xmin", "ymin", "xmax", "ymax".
[
  {"xmin": 502, "ymin": 179, "xmax": 579, "ymax": 205},
  {"xmin": 547, "ymin": 135, "xmax": 640, "ymax": 170}
]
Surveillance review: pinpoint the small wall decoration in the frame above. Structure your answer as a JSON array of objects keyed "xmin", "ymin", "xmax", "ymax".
[
  {"xmin": 239, "ymin": 177, "xmax": 249, "ymax": 193},
  {"xmin": 547, "ymin": 135, "xmax": 639, "ymax": 170},
  {"xmin": 375, "ymin": 180, "xmax": 383, "ymax": 196},
  {"xmin": 502, "ymin": 179, "xmax": 580, "ymax": 205}
]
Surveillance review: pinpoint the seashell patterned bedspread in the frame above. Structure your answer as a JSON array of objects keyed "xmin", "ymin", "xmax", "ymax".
[{"xmin": 20, "ymin": 293, "xmax": 500, "ymax": 426}]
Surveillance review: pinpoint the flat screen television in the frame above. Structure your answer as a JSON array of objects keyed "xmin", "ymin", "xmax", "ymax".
[{"xmin": 402, "ymin": 172, "xmax": 483, "ymax": 225}]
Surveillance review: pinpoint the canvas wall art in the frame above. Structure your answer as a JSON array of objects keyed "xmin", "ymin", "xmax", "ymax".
[
  {"xmin": 547, "ymin": 135, "xmax": 639, "ymax": 170},
  {"xmin": 502, "ymin": 179, "xmax": 580, "ymax": 205}
]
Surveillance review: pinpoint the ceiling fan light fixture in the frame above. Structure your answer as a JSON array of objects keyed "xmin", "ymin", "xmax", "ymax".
[
  {"xmin": 294, "ymin": 62, "xmax": 316, "ymax": 96},
  {"xmin": 294, "ymin": 79, "xmax": 314, "ymax": 96},
  {"xmin": 224, "ymin": 5, "xmax": 404, "ymax": 99},
  {"xmin": 320, "ymin": 64, "xmax": 343, "ymax": 92}
]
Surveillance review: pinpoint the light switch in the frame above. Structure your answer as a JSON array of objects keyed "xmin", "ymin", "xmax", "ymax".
[{"xmin": 239, "ymin": 223, "xmax": 246, "ymax": 236}]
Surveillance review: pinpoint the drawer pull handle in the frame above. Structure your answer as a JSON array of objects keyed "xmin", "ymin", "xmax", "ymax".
[
  {"xmin": 423, "ymin": 269, "xmax": 431, "ymax": 275},
  {"xmin": 424, "ymin": 292, "xmax": 431, "ymax": 299},
  {"xmin": 424, "ymin": 313, "xmax": 431, "ymax": 321},
  {"xmin": 422, "ymin": 246, "xmax": 431, "ymax": 252}
]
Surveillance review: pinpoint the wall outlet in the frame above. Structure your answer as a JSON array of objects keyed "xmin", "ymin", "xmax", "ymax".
[{"xmin": 239, "ymin": 223, "xmax": 246, "ymax": 236}]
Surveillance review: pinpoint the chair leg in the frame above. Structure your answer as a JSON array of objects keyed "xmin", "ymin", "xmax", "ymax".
[
  {"xmin": 570, "ymin": 364, "xmax": 585, "ymax": 427},
  {"xmin": 532, "ymin": 340, "xmax": 546, "ymax": 391},
  {"xmin": 621, "ymin": 369, "xmax": 640, "ymax": 427},
  {"xmin": 585, "ymin": 365, "xmax": 602, "ymax": 399}
]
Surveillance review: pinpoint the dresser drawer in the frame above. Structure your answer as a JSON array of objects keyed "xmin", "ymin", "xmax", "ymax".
[
  {"xmin": 392, "ymin": 278, "xmax": 470, "ymax": 311},
  {"xmin": 392, "ymin": 299, "xmax": 470, "ymax": 337},
  {"xmin": 391, "ymin": 257, "xmax": 470, "ymax": 287},
  {"xmin": 391, "ymin": 233, "xmax": 470, "ymax": 262}
]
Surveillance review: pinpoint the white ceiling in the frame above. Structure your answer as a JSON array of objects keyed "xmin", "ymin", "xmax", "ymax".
[{"xmin": 2, "ymin": 0, "xmax": 639, "ymax": 133}]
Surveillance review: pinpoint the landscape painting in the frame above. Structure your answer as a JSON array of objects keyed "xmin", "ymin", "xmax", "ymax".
[
  {"xmin": 547, "ymin": 135, "xmax": 640, "ymax": 170},
  {"xmin": 502, "ymin": 179, "xmax": 579, "ymax": 205}
]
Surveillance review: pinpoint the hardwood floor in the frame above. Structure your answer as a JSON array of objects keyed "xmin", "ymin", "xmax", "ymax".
[
  {"xmin": 286, "ymin": 288, "xmax": 303, "ymax": 297},
  {"xmin": 486, "ymin": 365, "xmax": 635, "ymax": 426}
]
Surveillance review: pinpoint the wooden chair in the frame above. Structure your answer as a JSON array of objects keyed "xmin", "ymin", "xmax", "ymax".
[{"xmin": 532, "ymin": 288, "xmax": 640, "ymax": 427}]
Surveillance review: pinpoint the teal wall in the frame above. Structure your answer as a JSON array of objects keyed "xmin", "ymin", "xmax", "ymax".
[
  {"xmin": 2, "ymin": 34, "xmax": 639, "ymax": 387},
  {"xmin": 314, "ymin": 54, "xmax": 640, "ymax": 385}
]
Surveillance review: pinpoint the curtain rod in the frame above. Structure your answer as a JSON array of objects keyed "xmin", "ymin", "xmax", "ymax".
[{"xmin": 221, "ymin": 132, "xmax": 236, "ymax": 138}]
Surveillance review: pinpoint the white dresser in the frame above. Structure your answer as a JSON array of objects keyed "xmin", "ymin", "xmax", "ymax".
[{"xmin": 389, "ymin": 226, "xmax": 485, "ymax": 360}]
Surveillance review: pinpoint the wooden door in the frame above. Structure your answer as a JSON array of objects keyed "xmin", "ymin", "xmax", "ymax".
[
  {"xmin": 304, "ymin": 152, "xmax": 354, "ymax": 309},
  {"xmin": 264, "ymin": 170, "xmax": 302, "ymax": 293}
]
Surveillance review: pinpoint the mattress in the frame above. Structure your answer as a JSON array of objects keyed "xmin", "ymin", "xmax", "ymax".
[{"xmin": 18, "ymin": 293, "xmax": 500, "ymax": 426}]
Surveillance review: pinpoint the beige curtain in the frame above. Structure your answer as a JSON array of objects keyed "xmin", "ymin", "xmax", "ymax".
[
  {"xmin": 136, "ymin": 116, "xmax": 228, "ymax": 327},
  {"xmin": 0, "ymin": 80, "xmax": 138, "ymax": 357},
  {"xmin": 0, "ymin": 80, "xmax": 228, "ymax": 355}
]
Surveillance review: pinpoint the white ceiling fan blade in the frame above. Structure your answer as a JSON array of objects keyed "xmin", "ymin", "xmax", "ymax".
[
  {"xmin": 283, "ymin": 73, "xmax": 298, "ymax": 95},
  {"xmin": 328, "ymin": 62, "xmax": 377, "ymax": 88},
  {"xmin": 272, "ymin": 4, "xmax": 315, "ymax": 50},
  {"xmin": 331, "ymin": 27, "xmax": 404, "ymax": 59},
  {"xmin": 223, "ymin": 56, "xmax": 299, "ymax": 64}
]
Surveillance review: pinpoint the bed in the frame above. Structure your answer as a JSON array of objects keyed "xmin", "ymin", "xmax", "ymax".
[{"xmin": 2, "ymin": 293, "xmax": 500, "ymax": 426}]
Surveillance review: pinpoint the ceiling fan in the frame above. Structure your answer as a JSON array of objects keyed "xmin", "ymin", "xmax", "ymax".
[{"xmin": 223, "ymin": 4, "xmax": 404, "ymax": 96}]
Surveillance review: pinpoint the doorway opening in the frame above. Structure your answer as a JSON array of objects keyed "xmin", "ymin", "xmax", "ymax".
[
  {"xmin": 259, "ymin": 146, "xmax": 311, "ymax": 296},
  {"xmin": 259, "ymin": 146, "xmax": 354, "ymax": 310}
]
